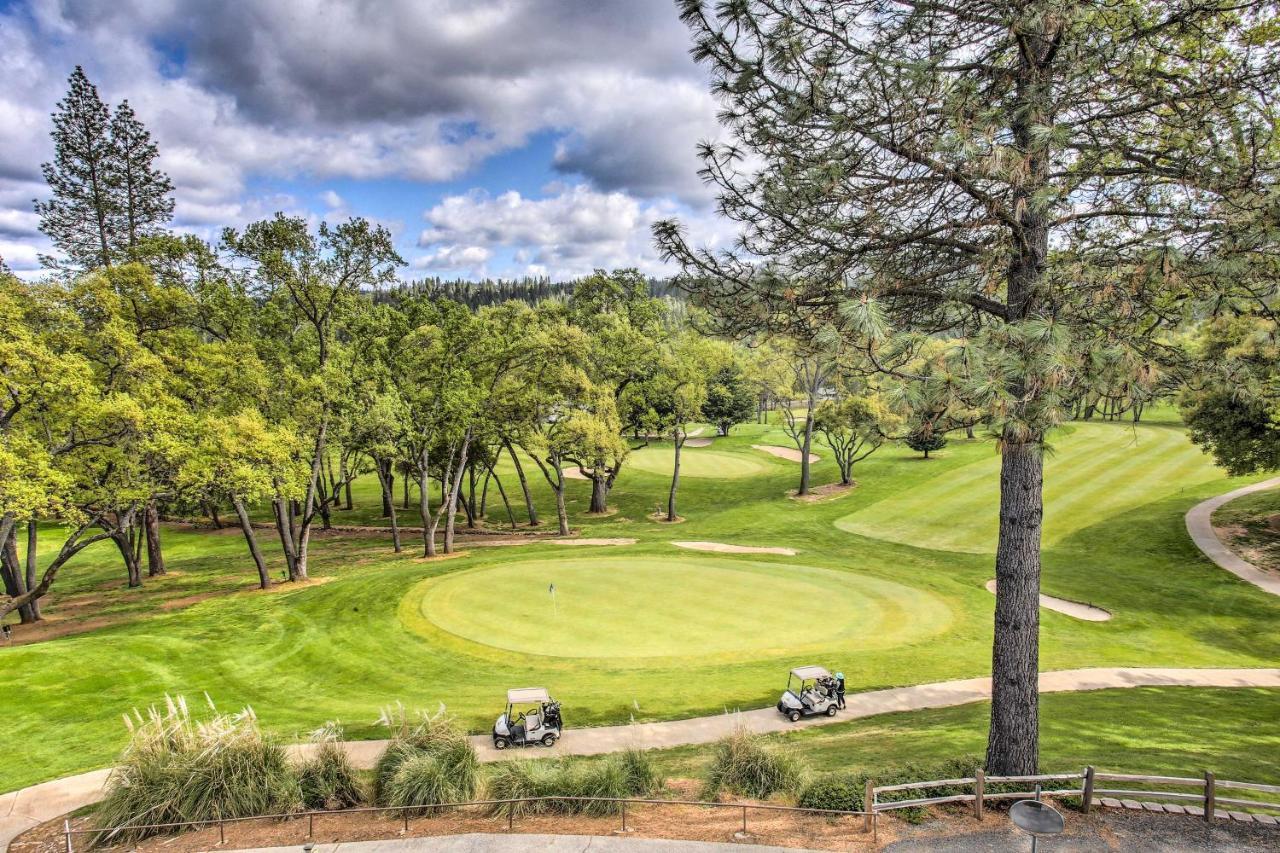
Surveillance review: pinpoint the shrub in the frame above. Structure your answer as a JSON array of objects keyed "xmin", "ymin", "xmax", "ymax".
[
  {"xmin": 297, "ymin": 726, "xmax": 364, "ymax": 810},
  {"xmin": 905, "ymin": 428, "xmax": 947, "ymax": 458},
  {"xmin": 92, "ymin": 696, "xmax": 301, "ymax": 847},
  {"xmin": 703, "ymin": 728, "xmax": 802, "ymax": 800},
  {"xmin": 797, "ymin": 756, "xmax": 989, "ymax": 824},
  {"xmin": 798, "ymin": 772, "xmax": 864, "ymax": 812},
  {"xmin": 486, "ymin": 751, "xmax": 664, "ymax": 818},
  {"xmin": 372, "ymin": 707, "xmax": 479, "ymax": 807},
  {"xmin": 382, "ymin": 754, "xmax": 459, "ymax": 814}
]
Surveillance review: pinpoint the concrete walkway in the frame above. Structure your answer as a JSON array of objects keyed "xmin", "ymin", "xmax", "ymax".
[
  {"xmin": 1185, "ymin": 476, "xmax": 1280, "ymax": 597},
  {"xmin": 229, "ymin": 835, "xmax": 818, "ymax": 853}
]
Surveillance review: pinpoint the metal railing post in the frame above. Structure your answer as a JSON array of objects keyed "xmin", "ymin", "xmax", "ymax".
[
  {"xmin": 622, "ymin": 799, "xmax": 627, "ymax": 832},
  {"xmin": 308, "ymin": 812, "xmax": 314, "ymax": 837},
  {"xmin": 218, "ymin": 821, "xmax": 225, "ymax": 846},
  {"xmin": 742, "ymin": 804, "xmax": 748, "ymax": 835},
  {"xmin": 63, "ymin": 818, "xmax": 73, "ymax": 853}
]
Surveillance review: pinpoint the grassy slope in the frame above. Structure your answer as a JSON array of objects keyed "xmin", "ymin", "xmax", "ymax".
[{"xmin": 1, "ymin": 414, "xmax": 1278, "ymax": 792}]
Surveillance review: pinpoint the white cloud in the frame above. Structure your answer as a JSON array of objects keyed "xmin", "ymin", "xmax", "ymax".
[{"xmin": 415, "ymin": 185, "xmax": 736, "ymax": 280}]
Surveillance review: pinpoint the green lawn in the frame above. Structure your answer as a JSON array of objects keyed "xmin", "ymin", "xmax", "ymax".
[{"xmin": 2, "ymin": 415, "xmax": 1278, "ymax": 794}]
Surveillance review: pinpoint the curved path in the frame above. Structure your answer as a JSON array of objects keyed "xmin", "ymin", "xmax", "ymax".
[
  {"xmin": 5, "ymin": 667, "xmax": 1279, "ymax": 851},
  {"xmin": 1185, "ymin": 476, "xmax": 1280, "ymax": 597}
]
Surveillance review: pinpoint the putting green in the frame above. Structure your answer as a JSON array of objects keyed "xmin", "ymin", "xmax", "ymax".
[
  {"xmin": 625, "ymin": 445, "xmax": 769, "ymax": 479},
  {"xmin": 409, "ymin": 556, "xmax": 951, "ymax": 659},
  {"xmin": 836, "ymin": 421, "xmax": 1226, "ymax": 554}
]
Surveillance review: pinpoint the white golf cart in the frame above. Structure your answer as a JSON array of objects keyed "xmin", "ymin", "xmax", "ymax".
[
  {"xmin": 776, "ymin": 665, "xmax": 839, "ymax": 722},
  {"xmin": 492, "ymin": 687, "xmax": 563, "ymax": 749}
]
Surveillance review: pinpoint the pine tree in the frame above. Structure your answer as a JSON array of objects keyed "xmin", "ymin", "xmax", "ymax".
[
  {"xmin": 110, "ymin": 100, "xmax": 174, "ymax": 251},
  {"xmin": 34, "ymin": 67, "xmax": 119, "ymax": 270}
]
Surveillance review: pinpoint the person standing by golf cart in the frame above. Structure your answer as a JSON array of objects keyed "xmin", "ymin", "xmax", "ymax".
[{"xmin": 835, "ymin": 671, "xmax": 846, "ymax": 709}]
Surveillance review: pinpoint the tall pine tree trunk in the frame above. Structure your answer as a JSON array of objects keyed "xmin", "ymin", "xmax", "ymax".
[
  {"xmin": 232, "ymin": 496, "xmax": 271, "ymax": 589},
  {"xmin": 144, "ymin": 501, "xmax": 165, "ymax": 576},
  {"xmin": 798, "ymin": 394, "xmax": 816, "ymax": 496}
]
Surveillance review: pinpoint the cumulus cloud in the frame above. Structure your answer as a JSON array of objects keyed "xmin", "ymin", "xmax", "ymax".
[
  {"xmin": 0, "ymin": 0, "xmax": 726, "ymax": 275},
  {"xmin": 415, "ymin": 185, "xmax": 735, "ymax": 280}
]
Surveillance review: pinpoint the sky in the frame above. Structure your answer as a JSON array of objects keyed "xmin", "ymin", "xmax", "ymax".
[{"xmin": 0, "ymin": 0, "xmax": 738, "ymax": 281}]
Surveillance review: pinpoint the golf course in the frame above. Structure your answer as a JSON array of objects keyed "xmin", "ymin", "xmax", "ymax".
[{"xmin": 3, "ymin": 408, "xmax": 1279, "ymax": 794}]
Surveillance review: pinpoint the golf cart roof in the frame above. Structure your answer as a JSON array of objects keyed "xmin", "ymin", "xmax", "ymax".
[
  {"xmin": 507, "ymin": 687, "xmax": 550, "ymax": 704},
  {"xmin": 790, "ymin": 665, "xmax": 830, "ymax": 681}
]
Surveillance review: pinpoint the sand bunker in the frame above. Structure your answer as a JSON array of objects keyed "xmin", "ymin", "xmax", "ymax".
[
  {"xmin": 672, "ymin": 541, "xmax": 798, "ymax": 556},
  {"xmin": 984, "ymin": 579, "xmax": 1111, "ymax": 622},
  {"xmin": 560, "ymin": 467, "xmax": 589, "ymax": 480},
  {"xmin": 684, "ymin": 437, "xmax": 712, "ymax": 448},
  {"xmin": 550, "ymin": 537, "xmax": 637, "ymax": 546},
  {"xmin": 752, "ymin": 444, "xmax": 820, "ymax": 463}
]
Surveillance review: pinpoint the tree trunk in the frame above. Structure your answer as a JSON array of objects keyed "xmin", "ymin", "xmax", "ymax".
[
  {"xmin": 488, "ymin": 463, "xmax": 517, "ymax": 530},
  {"xmin": 667, "ymin": 429, "xmax": 684, "ymax": 521},
  {"xmin": 589, "ymin": 473, "xmax": 609, "ymax": 513},
  {"xmin": 113, "ymin": 526, "xmax": 142, "ymax": 588},
  {"xmin": 341, "ymin": 457, "xmax": 354, "ymax": 510},
  {"xmin": 1, "ymin": 527, "xmax": 36, "ymax": 624},
  {"xmin": 985, "ymin": 439, "xmax": 1043, "ymax": 775},
  {"xmin": 209, "ymin": 502, "xmax": 223, "ymax": 529},
  {"xmin": 444, "ymin": 431, "xmax": 471, "ymax": 554},
  {"xmin": 232, "ymin": 496, "xmax": 271, "ymax": 589},
  {"xmin": 24, "ymin": 521, "xmax": 40, "ymax": 621},
  {"xmin": 506, "ymin": 441, "xmax": 539, "ymax": 526},
  {"xmin": 798, "ymin": 394, "xmax": 816, "ymax": 496},
  {"xmin": 553, "ymin": 477, "xmax": 570, "ymax": 535},
  {"xmin": 271, "ymin": 497, "xmax": 298, "ymax": 580},
  {"xmin": 417, "ymin": 448, "xmax": 435, "ymax": 558},
  {"xmin": 293, "ymin": 423, "xmax": 328, "ymax": 582},
  {"xmin": 377, "ymin": 465, "xmax": 402, "ymax": 553},
  {"xmin": 144, "ymin": 501, "xmax": 165, "ymax": 576},
  {"xmin": 379, "ymin": 458, "xmax": 394, "ymax": 518}
]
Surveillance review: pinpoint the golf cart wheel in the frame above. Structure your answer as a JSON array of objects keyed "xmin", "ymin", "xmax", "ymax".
[
  {"xmin": 493, "ymin": 736, "xmax": 510, "ymax": 750},
  {"xmin": 826, "ymin": 704, "xmax": 838, "ymax": 717},
  {"xmin": 788, "ymin": 710, "xmax": 801, "ymax": 722},
  {"xmin": 541, "ymin": 733, "xmax": 558, "ymax": 747}
]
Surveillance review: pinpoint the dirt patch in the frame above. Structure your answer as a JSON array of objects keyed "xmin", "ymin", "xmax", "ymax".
[
  {"xmin": 753, "ymin": 444, "xmax": 820, "ymax": 464},
  {"xmin": 983, "ymin": 579, "xmax": 1110, "ymax": 622},
  {"xmin": 560, "ymin": 467, "xmax": 590, "ymax": 481},
  {"xmin": 684, "ymin": 438, "xmax": 713, "ymax": 448},
  {"xmin": 647, "ymin": 512, "xmax": 687, "ymax": 524},
  {"xmin": 548, "ymin": 538, "xmax": 637, "ymax": 546},
  {"xmin": 672, "ymin": 541, "xmax": 798, "ymax": 556},
  {"xmin": 790, "ymin": 482, "xmax": 857, "ymax": 502}
]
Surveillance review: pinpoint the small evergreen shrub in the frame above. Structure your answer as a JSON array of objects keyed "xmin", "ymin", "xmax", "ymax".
[
  {"xmin": 797, "ymin": 772, "xmax": 864, "ymax": 812},
  {"xmin": 703, "ymin": 728, "xmax": 802, "ymax": 799}
]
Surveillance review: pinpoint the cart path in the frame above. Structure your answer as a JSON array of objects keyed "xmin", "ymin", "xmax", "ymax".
[
  {"xmin": 6, "ymin": 667, "xmax": 1280, "ymax": 851},
  {"xmin": 1185, "ymin": 476, "xmax": 1280, "ymax": 597}
]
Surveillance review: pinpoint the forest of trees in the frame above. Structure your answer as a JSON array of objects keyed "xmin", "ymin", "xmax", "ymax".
[{"xmin": 4, "ymin": 0, "xmax": 1280, "ymax": 780}]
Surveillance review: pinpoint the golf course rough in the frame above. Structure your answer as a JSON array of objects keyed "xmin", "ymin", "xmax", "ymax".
[{"xmin": 407, "ymin": 555, "xmax": 952, "ymax": 660}]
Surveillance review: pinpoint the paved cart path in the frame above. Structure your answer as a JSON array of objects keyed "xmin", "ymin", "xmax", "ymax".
[
  {"xmin": 1184, "ymin": 476, "xmax": 1280, "ymax": 597},
  {"xmin": 8, "ymin": 478, "xmax": 1280, "ymax": 849}
]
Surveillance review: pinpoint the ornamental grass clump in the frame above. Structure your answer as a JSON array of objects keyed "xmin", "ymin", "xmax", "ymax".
[
  {"xmin": 373, "ymin": 706, "xmax": 479, "ymax": 809},
  {"xmin": 92, "ymin": 696, "xmax": 300, "ymax": 847},
  {"xmin": 297, "ymin": 724, "xmax": 365, "ymax": 810},
  {"xmin": 487, "ymin": 750, "xmax": 663, "ymax": 818},
  {"xmin": 703, "ymin": 727, "xmax": 802, "ymax": 800}
]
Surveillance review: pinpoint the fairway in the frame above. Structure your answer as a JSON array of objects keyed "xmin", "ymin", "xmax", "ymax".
[
  {"xmin": 624, "ymin": 445, "xmax": 770, "ymax": 478},
  {"xmin": 411, "ymin": 555, "xmax": 952, "ymax": 659},
  {"xmin": 835, "ymin": 421, "xmax": 1226, "ymax": 553}
]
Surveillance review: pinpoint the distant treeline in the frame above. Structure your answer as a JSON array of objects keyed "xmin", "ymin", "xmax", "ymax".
[{"xmin": 382, "ymin": 275, "xmax": 685, "ymax": 310}]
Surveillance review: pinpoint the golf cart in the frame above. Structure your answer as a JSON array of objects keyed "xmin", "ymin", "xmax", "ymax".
[
  {"xmin": 776, "ymin": 665, "xmax": 839, "ymax": 722},
  {"xmin": 492, "ymin": 687, "xmax": 563, "ymax": 749}
]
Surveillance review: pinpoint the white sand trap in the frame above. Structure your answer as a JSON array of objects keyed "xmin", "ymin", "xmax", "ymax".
[
  {"xmin": 550, "ymin": 537, "xmax": 637, "ymax": 546},
  {"xmin": 673, "ymin": 540, "xmax": 798, "ymax": 556},
  {"xmin": 560, "ymin": 467, "xmax": 589, "ymax": 480},
  {"xmin": 752, "ymin": 444, "xmax": 820, "ymax": 464},
  {"xmin": 687, "ymin": 427, "xmax": 706, "ymax": 437},
  {"xmin": 984, "ymin": 579, "xmax": 1111, "ymax": 622},
  {"xmin": 684, "ymin": 437, "xmax": 713, "ymax": 448}
]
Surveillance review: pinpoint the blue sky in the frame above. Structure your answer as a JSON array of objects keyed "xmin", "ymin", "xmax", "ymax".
[{"xmin": 0, "ymin": 0, "xmax": 735, "ymax": 280}]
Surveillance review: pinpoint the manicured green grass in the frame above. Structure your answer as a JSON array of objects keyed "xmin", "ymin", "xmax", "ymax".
[
  {"xmin": 412, "ymin": 555, "xmax": 950, "ymax": 658},
  {"xmin": 837, "ymin": 421, "xmax": 1225, "ymax": 554},
  {"xmin": 1, "ymin": 416, "xmax": 1278, "ymax": 794},
  {"xmin": 625, "ymin": 444, "xmax": 769, "ymax": 478}
]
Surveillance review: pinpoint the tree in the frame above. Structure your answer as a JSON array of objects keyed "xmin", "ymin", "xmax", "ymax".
[
  {"xmin": 815, "ymin": 393, "xmax": 899, "ymax": 483},
  {"xmin": 110, "ymin": 100, "xmax": 175, "ymax": 252},
  {"xmin": 702, "ymin": 362, "xmax": 756, "ymax": 436},
  {"xmin": 775, "ymin": 341, "xmax": 834, "ymax": 496},
  {"xmin": 35, "ymin": 67, "xmax": 118, "ymax": 270},
  {"xmin": 639, "ymin": 333, "xmax": 713, "ymax": 521},
  {"xmin": 223, "ymin": 215, "xmax": 402, "ymax": 577},
  {"xmin": 656, "ymin": 0, "xmax": 1280, "ymax": 773},
  {"xmin": 905, "ymin": 428, "xmax": 948, "ymax": 460}
]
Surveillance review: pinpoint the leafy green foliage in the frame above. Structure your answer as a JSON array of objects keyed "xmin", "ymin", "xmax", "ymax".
[
  {"xmin": 905, "ymin": 429, "xmax": 948, "ymax": 459},
  {"xmin": 702, "ymin": 364, "xmax": 757, "ymax": 436}
]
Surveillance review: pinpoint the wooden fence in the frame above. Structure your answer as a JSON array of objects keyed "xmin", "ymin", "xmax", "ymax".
[{"xmin": 870, "ymin": 766, "xmax": 1280, "ymax": 824}]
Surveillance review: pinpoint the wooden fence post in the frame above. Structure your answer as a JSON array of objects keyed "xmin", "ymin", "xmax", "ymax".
[
  {"xmin": 974, "ymin": 769, "xmax": 985, "ymax": 821},
  {"xmin": 863, "ymin": 779, "xmax": 875, "ymax": 833},
  {"xmin": 1204, "ymin": 770, "xmax": 1215, "ymax": 822},
  {"xmin": 1082, "ymin": 766, "xmax": 1095, "ymax": 815}
]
